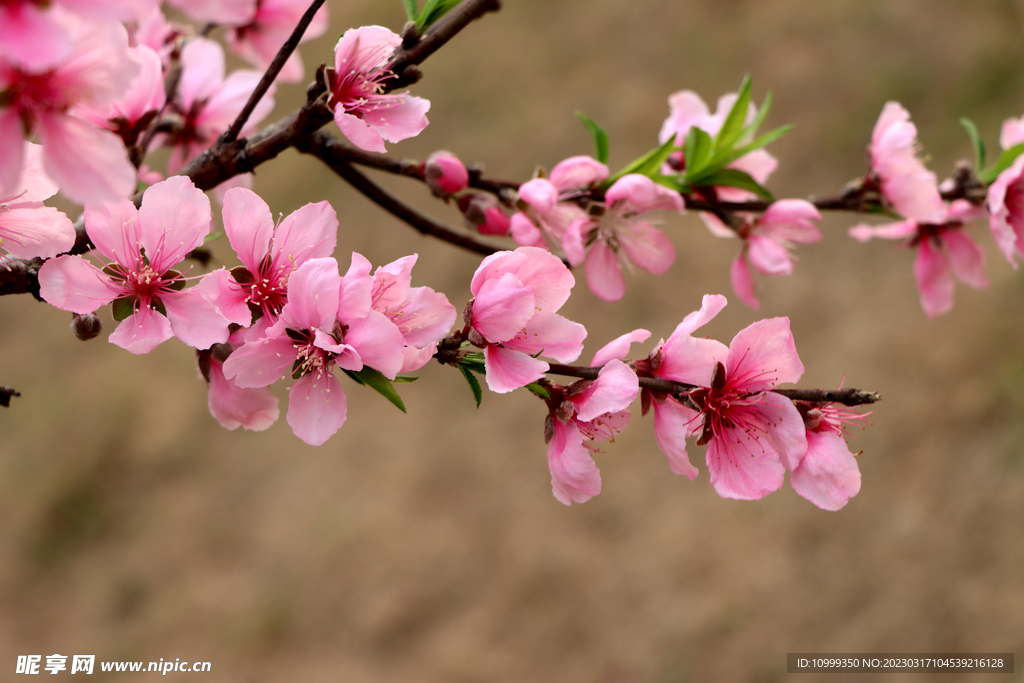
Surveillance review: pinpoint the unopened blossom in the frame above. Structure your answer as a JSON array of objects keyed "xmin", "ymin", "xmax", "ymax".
[
  {"xmin": 642, "ymin": 295, "xmax": 808, "ymax": 500},
  {"xmin": 467, "ymin": 247, "xmax": 586, "ymax": 393},
  {"xmin": 0, "ymin": 16, "xmax": 139, "ymax": 202},
  {"xmin": 0, "ymin": 142, "xmax": 75, "ymax": 261},
  {"xmin": 986, "ymin": 116, "xmax": 1024, "ymax": 267},
  {"xmin": 703, "ymin": 199, "xmax": 821, "ymax": 309},
  {"xmin": 199, "ymin": 329, "xmax": 279, "ymax": 432},
  {"xmin": 563, "ymin": 173, "xmax": 682, "ymax": 302},
  {"xmin": 424, "ymin": 150, "xmax": 469, "ymax": 197},
  {"xmin": 789, "ymin": 403, "xmax": 864, "ymax": 511},
  {"xmin": 545, "ymin": 360, "xmax": 638, "ymax": 505},
  {"xmin": 458, "ymin": 193, "xmax": 510, "ymax": 236},
  {"xmin": 511, "ymin": 155, "xmax": 608, "ymax": 250},
  {"xmin": 226, "ymin": 0, "xmax": 330, "ymax": 84},
  {"xmin": 38, "ymin": 175, "xmax": 230, "ymax": 354},
  {"xmin": 200, "ymin": 187, "xmax": 338, "ymax": 338},
  {"xmin": 223, "ymin": 255, "xmax": 406, "ymax": 446},
  {"xmin": 659, "ymin": 90, "xmax": 778, "ymax": 201},
  {"xmin": 370, "ymin": 254, "xmax": 457, "ymax": 372},
  {"xmin": 850, "ymin": 199, "xmax": 987, "ymax": 317},
  {"xmin": 165, "ymin": 37, "xmax": 275, "ymax": 173},
  {"xmin": 869, "ymin": 102, "xmax": 946, "ymax": 224},
  {"xmin": 326, "ymin": 26, "xmax": 430, "ymax": 153}
]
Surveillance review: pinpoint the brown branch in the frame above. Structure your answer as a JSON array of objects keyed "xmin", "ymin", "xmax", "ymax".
[
  {"xmin": 222, "ymin": 0, "xmax": 327, "ymax": 143},
  {"xmin": 299, "ymin": 131, "xmax": 502, "ymax": 257},
  {"xmin": 0, "ymin": 386, "xmax": 20, "ymax": 408}
]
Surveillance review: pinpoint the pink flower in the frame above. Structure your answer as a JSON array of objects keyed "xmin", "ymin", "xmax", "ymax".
[
  {"xmin": 706, "ymin": 199, "xmax": 822, "ymax": 309},
  {"xmin": 165, "ymin": 37, "xmax": 276, "ymax": 173},
  {"xmin": 545, "ymin": 360, "xmax": 638, "ymax": 505},
  {"xmin": 38, "ymin": 175, "xmax": 230, "ymax": 353},
  {"xmin": 0, "ymin": 142, "xmax": 75, "ymax": 261},
  {"xmin": 222, "ymin": 255, "xmax": 406, "ymax": 446},
  {"xmin": 200, "ymin": 187, "xmax": 338, "ymax": 335},
  {"xmin": 869, "ymin": 102, "xmax": 946, "ymax": 223},
  {"xmin": 370, "ymin": 254, "xmax": 457, "ymax": 372},
  {"xmin": 199, "ymin": 330, "xmax": 279, "ymax": 432},
  {"xmin": 642, "ymin": 295, "xmax": 808, "ymax": 500},
  {"xmin": 563, "ymin": 173, "xmax": 682, "ymax": 301},
  {"xmin": 424, "ymin": 150, "xmax": 469, "ymax": 197},
  {"xmin": 226, "ymin": 0, "xmax": 330, "ymax": 84},
  {"xmin": 659, "ymin": 90, "xmax": 778, "ymax": 201},
  {"xmin": 0, "ymin": 16, "xmax": 139, "ymax": 203},
  {"xmin": 165, "ymin": 0, "xmax": 256, "ymax": 25},
  {"xmin": 468, "ymin": 247, "xmax": 586, "ymax": 393},
  {"xmin": 326, "ymin": 26, "xmax": 430, "ymax": 153},
  {"xmin": 850, "ymin": 199, "xmax": 987, "ymax": 317},
  {"xmin": 789, "ymin": 403, "xmax": 864, "ymax": 511},
  {"xmin": 458, "ymin": 193, "xmax": 511, "ymax": 237},
  {"xmin": 511, "ymin": 155, "xmax": 608, "ymax": 249},
  {"xmin": 986, "ymin": 117, "xmax": 1024, "ymax": 267}
]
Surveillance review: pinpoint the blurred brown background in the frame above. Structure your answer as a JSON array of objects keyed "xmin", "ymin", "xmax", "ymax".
[{"xmin": 2, "ymin": 0, "xmax": 1024, "ymax": 681}]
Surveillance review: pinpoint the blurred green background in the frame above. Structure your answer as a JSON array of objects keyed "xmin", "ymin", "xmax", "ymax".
[{"xmin": 2, "ymin": 0, "xmax": 1024, "ymax": 680}]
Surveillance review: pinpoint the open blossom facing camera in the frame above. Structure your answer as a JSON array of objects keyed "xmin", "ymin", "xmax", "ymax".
[
  {"xmin": 38, "ymin": 176, "xmax": 229, "ymax": 354},
  {"xmin": 511, "ymin": 155, "xmax": 608, "ymax": 250},
  {"xmin": 326, "ymin": 25, "xmax": 430, "ymax": 153}
]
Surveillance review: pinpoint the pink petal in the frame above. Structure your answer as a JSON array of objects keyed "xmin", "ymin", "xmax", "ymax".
[
  {"xmin": 757, "ymin": 199, "xmax": 822, "ymax": 239},
  {"xmin": 222, "ymin": 186, "xmax": 274, "ymax": 272},
  {"xmin": 619, "ymin": 222, "xmax": 676, "ymax": 274},
  {"xmin": 605, "ymin": 174, "xmax": 683, "ymax": 214},
  {"xmin": 502, "ymin": 311, "xmax": 587, "ymax": 364},
  {"xmin": 270, "ymin": 200, "xmax": 339, "ymax": 268},
  {"xmin": 83, "ymin": 199, "xmax": 141, "ymax": 267},
  {"xmin": 7, "ymin": 142, "xmax": 58, "ymax": 203},
  {"xmin": 706, "ymin": 431, "xmax": 786, "ymax": 500},
  {"xmin": 655, "ymin": 334, "xmax": 729, "ymax": 387},
  {"xmin": 730, "ymin": 252, "xmax": 760, "ymax": 309},
  {"xmin": 548, "ymin": 156, "xmax": 609, "ymax": 192},
  {"xmin": 746, "ymin": 235, "xmax": 793, "ymax": 275},
  {"xmin": 1000, "ymin": 115, "xmax": 1024, "ymax": 150},
  {"xmin": 729, "ymin": 148, "xmax": 777, "ymax": 186},
  {"xmin": 343, "ymin": 309, "xmax": 406, "ymax": 380},
  {"xmin": 726, "ymin": 317, "xmax": 805, "ymax": 391},
  {"xmin": 279, "ymin": 257, "xmax": 342, "ymax": 332},
  {"xmin": 333, "ymin": 25, "xmax": 401, "ymax": 73},
  {"xmin": 222, "ymin": 335, "xmax": 298, "ymax": 388},
  {"xmin": 37, "ymin": 113, "xmax": 135, "ymax": 204},
  {"xmin": 509, "ymin": 212, "xmax": 547, "ymax": 249},
  {"xmin": 206, "ymin": 357, "xmax": 279, "ymax": 431},
  {"xmin": 483, "ymin": 345, "xmax": 548, "ymax": 394},
  {"xmin": 199, "ymin": 268, "xmax": 253, "ymax": 326},
  {"xmin": 197, "ymin": 69, "xmax": 274, "ymax": 137},
  {"xmin": 338, "ymin": 252, "xmax": 374, "ymax": 322},
  {"xmin": 752, "ymin": 392, "xmax": 808, "ymax": 472},
  {"xmin": 162, "ymin": 288, "xmax": 230, "ymax": 350},
  {"xmin": 471, "ymin": 272, "xmax": 535, "ymax": 344},
  {"xmin": 585, "ymin": 241, "xmax": 626, "ymax": 302},
  {"xmin": 109, "ymin": 305, "xmax": 174, "ymax": 354},
  {"xmin": 547, "ymin": 419, "xmax": 602, "ymax": 505},
  {"xmin": 571, "ymin": 359, "xmax": 638, "ymax": 422},
  {"xmin": 658, "ymin": 90, "xmax": 711, "ymax": 145},
  {"xmin": 392, "ymin": 286, "xmax": 456, "ymax": 348},
  {"xmin": 0, "ymin": 109, "xmax": 25, "ymax": 197},
  {"xmin": 986, "ymin": 156, "xmax": 1024, "ymax": 266},
  {"xmin": 400, "ymin": 344, "xmax": 436, "ymax": 373},
  {"xmin": 287, "ymin": 370, "xmax": 347, "ymax": 446},
  {"xmin": 139, "ymin": 175, "xmax": 213, "ymax": 272},
  {"xmin": 335, "ymin": 110, "xmax": 386, "ymax": 153},
  {"xmin": 562, "ymin": 218, "xmax": 591, "ymax": 267},
  {"xmin": 848, "ymin": 220, "xmax": 917, "ymax": 242},
  {"xmin": 0, "ymin": 204, "xmax": 75, "ymax": 259},
  {"xmin": 37, "ymin": 254, "xmax": 118, "ymax": 313},
  {"xmin": 362, "ymin": 94, "xmax": 430, "ymax": 144},
  {"xmin": 590, "ymin": 329, "xmax": 651, "ymax": 367},
  {"xmin": 517, "ymin": 178, "xmax": 559, "ymax": 213},
  {"xmin": 914, "ymin": 239, "xmax": 954, "ymax": 317},
  {"xmin": 652, "ymin": 397, "xmax": 700, "ymax": 479},
  {"xmin": 670, "ymin": 293, "xmax": 728, "ymax": 338},
  {"xmin": 0, "ymin": 4, "xmax": 72, "ymax": 72},
  {"xmin": 942, "ymin": 229, "xmax": 987, "ymax": 289},
  {"xmin": 790, "ymin": 430, "xmax": 861, "ymax": 511}
]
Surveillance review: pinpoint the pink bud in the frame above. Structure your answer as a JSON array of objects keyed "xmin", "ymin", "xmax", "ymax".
[
  {"xmin": 458, "ymin": 193, "xmax": 511, "ymax": 236},
  {"xmin": 425, "ymin": 150, "xmax": 469, "ymax": 196}
]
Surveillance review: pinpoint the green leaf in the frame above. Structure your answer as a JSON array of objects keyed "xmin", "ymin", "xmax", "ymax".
[
  {"xmin": 691, "ymin": 168, "xmax": 774, "ymax": 200},
  {"xmin": 705, "ymin": 123, "xmax": 794, "ymax": 173},
  {"xmin": 576, "ymin": 112, "xmax": 610, "ymax": 165},
  {"xmin": 458, "ymin": 352, "xmax": 486, "ymax": 375},
  {"xmin": 343, "ymin": 367, "xmax": 407, "ymax": 413},
  {"xmin": 740, "ymin": 89, "xmax": 773, "ymax": 142},
  {"xmin": 203, "ymin": 230, "xmax": 224, "ymax": 244},
  {"xmin": 609, "ymin": 136, "xmax": 678, "ymax": 184},
  {"xmin": 393, "ymin": 375, "xmax": 419, "ymax": 383},
  {"xmin": 683, "ymin": 125, "xmax": 714, "ymax": 177},
  {"xmin": 111, "ymin": 297, "xmax": 135, "ymax": 322},
  {"xmin": 458, "ymin": 365, "xmax": 482, "ymax": 408},
  {"xmin": 959, "ymin": 118, "xmax": 986, "ymax": 171},
  {"xmin": 526, "ymin": 382, "xmax": 550, "ymax": 400},
  {"xmin": 979, "ymin": 141, "xmax": 1024, "ymax": 184},
  {"xmin": 715, "ymin": 74, "xmax": 752, "ymax": 151},
  {"xmin": 403, "ymin": 0, "xmax": 419, "ymax": 23},
  {"xmin": 417, "ymin": 0, "xmax": 461, "ymax": 30}
]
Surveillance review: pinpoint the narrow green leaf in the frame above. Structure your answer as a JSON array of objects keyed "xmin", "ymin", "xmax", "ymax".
[
  {"xmin": 526, "ymin": 382, "xmax": 550, "ymax": 400},
  {"xmin": 458, "ymin": 365, "xmax": 482, "ymax": 408},
  {"xmin": 576, "ymin": 112, "xmax": 610, "ymax": 165},
  {"xmin": 609, "ymin": 136, "xmax": 678, "ymax": 184},
  {"xmin": 344, "ymin": 367, "xmax": 407, "ymax": 413},
  {"xmin": 715, "ymin": 74, "xmax": 752, "ymax": 151},
  {"xmin": 458, "ymin": 353, "xmax": 487, "ymax": 375},
  {"xmin": 740, "ymin": 89, "xmax": 773, "ymax": 142},
  {"xmin": 706, "ymin": 123, "xmax": 794, "ymax": 172},
  {"xmin": 979, "ymin": 141, "xmax": 1024, "ymax": 184},
  {"xmin": 683, "ymin": 125, "xmax": 714, "ymax": 177},
  {"xmin": 203, "ymin": 230, "xmax": 224, "ymax": 244},
  {"xmin": 691, "ymin": 168, "xmax": 774, "ymax": 200},
  {"xmin": 403, "ymin": 0, "xmax": 419, "ymax": 23},
  {"xmin": 417, "ymin": 0, "xmax": 462, "ymax": 30},
  {"xmin": 959, "ymin": 117, "xmax": 986, "ymax": 172},
  {"xmin": 393, "ymin": 375, "xmax": 419, "ymax": 383}
]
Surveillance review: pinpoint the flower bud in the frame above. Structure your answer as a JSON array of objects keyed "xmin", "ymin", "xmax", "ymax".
[
  {"xmin": 71, "ymin": 313, "xmax": 102, "ymax": 341},
  {"xmin": 424, "ymin": 150, "xmax": 469, "ymax": 196},
  {"xmin": 457, "ymin": 192, "xmax": 511, "ymax": 236}
]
